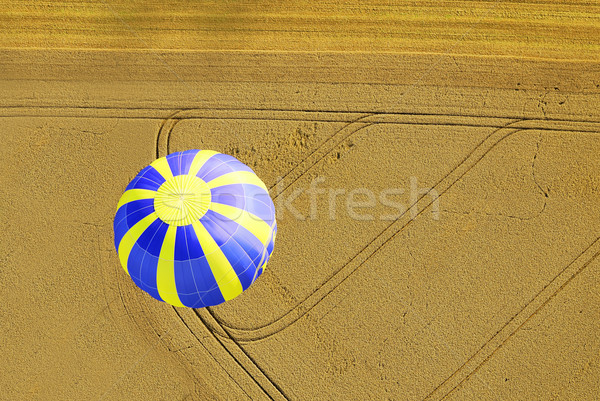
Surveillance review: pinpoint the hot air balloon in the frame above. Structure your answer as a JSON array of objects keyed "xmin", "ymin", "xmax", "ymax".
[{"xmin": 113, "ymin": 150, "xmax": 276, "ymax": 308}]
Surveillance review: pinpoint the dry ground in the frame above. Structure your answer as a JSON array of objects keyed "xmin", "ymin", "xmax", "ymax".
[{"xmin": 1, "ymin": 1, "xmax": 599, "ymax": 400}]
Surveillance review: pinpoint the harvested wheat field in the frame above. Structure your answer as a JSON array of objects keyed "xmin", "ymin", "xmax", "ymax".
[{"xmin": 2, "ymin": 1, "xmax": 600, "ymax": 400}]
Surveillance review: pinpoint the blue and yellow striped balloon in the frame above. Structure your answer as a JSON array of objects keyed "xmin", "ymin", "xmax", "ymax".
[{"xmin": 113, "ymin": 150, "xmax": 277, "ymax": 308}]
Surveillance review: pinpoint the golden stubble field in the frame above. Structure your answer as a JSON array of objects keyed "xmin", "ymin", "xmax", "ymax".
[{"xmin": 1, "ymin": 1, "xmax": 600, "ymax": 400}]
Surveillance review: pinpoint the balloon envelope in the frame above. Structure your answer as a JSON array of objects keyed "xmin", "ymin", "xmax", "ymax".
[{"xmin": 114, "ymin": 150, "xmax": 276, "ymax": 308}]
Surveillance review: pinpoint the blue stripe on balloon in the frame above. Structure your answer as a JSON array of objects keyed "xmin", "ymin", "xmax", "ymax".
[
  {"xmin": 139, "ymin": 252, "xmax": 163, "ymax": 301},
  {"xmin": 126, "ymin": 198, "xmax": 155, "ymax": 228},
  {"xmin": 131, "ymin": 176, "xmax": 162, "ymax": 191},
  {"xmin": 125, "ymin": 165, "xmax": 149, "ymax": 191},
  {"xmin": 201, "ymin": 161, "xmax": 254, "ymax": 183},
  {"xmin": 178, "ymin": 149, "xmax": 198, "ymax": 175},
  {"xmin": 234, "ymin": 263, "xmax": 259, "ymax": 291},
  {"xmin": 202, "ymin": 210, "xmax": 264, "ymax": 290},
  {"xmin": 200, "ymin": 161, "xmax": 234, "ymax": 182},
  {"xmin": 113, "ymin": 199, "xmax": 154, "ymax": 250},
  {"xmin": 195, "ymin": 153, "xmax": 239, "ymax": 180},
  {"xmin": 247, "ymin": 199, "xmax": 275, "ymax": 225},
  {"xmin": 126, "ymin": 165, "xmax": 163, "ymax": 191},
  {"xmin": 195, "ymin": 154, "xmax": 224, "ymax": 180},
  {"xmin": 127, "ymin": 243, "xmax": 145, "ymax": 284},
  {"xmin": 113, "ymin": 205, "xmax": 129, "ymax": 251},
  {"xmin": 209, "ymin": 153, "xmax": 239, "ymax": 164},
  {"xmin": 198, "ymin": 210, "xmax": 230, "ymax": 247},
  {"xmin": 172, "ymin": 223, "xmax": 226, "ymax": 306},
  {"xmin": 210, "ymin": 184, "xmax": 275, "ymax": 223},
  {"xmin": 136, "ymin": 218, "xmax": 166, "ymax": 255},
  {"xmin": 127, "ymin": 242, "xmax": 163, "ymax": 302},
  {"xmin": 188, "ymin": 259, "xmax": 226, "ymax": 305},
  {"xmin": 166, "ymin": 152, "xmax": 182, "ymax": 177},
  {"xmin": 166, "ymin": 149, "xmax": 199, "ymax": 177},
  {"xmin": 146, "ymin": 222, "xmax": 169, "ymax": 257},
  {"xmin": 209, "ymin": 184, "xmax": 245, "ymax": 208},
  {"xmin": 174, "ymin": 225, "xmax": 205, "ymax": 261},
  {"xmin": 174, "ymin": 226, "xmax": 188, "ymax": 261},
  {"xmin": 139, "ymin": 165, "xmax": 166, "ymax": 187},
  {"xmin": 173, "ymin": 258, "xmax": 225, "ymax": 307},
  {"xmin": 173, "ymin": 225, "xmax": 204, "ymax": 260},
  {"xmin": 220, "ymin": 219, "xmax": 264, "ymax": 265},
  {"xmin": 193, "ymin": 288, "xmax": 227, "ymax": 308},
  {"xmin": 184, "ymin": 224, "xmax": 204, "ymax": 259},
  {"xmin": 173, "ymin": 259, "xmax": 197, "ymax": 306}
]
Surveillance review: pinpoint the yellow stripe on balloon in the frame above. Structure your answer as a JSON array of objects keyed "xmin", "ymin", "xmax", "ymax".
[
  {"xmin": 116, "ymin": 188, "xmax": 156, "ymax": 210},
  {"xmin": 155, "ymin": 225, "xmax": 184, "ymax": 307},
  {"xmin": 206, "ymin": 171, "xmax": 268, "ymax": 192},
  {"xmin": 191, "ymin": 220, "xmax": 243, "ymax": 301},
  {"xmin": 150, "ymin": 157, "xmax": 174, "ymax": 181},
  {"xmin": 209, "ymin": 202, "xmax": 272, "ymax": 246},
  {"xmin": 117, "ymin": 212, "xmax": 158, "ymax": 274},
  {"xmin": 187, "ymin": 150, "xmax": 219, "ymax": 177}
]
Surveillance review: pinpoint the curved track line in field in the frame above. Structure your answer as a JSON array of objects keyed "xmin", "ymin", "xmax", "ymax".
[{"xmin": 156, "ymin": 109, "xmax": 189, "ymax": 158}]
